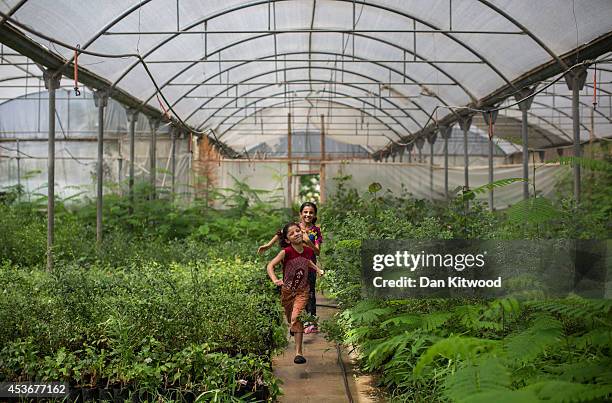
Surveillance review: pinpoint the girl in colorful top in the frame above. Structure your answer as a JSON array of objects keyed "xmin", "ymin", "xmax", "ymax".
[
  {"xmin": 258, "ymin": 202, "xmax": 323, "ymax": 333},
  {"xmin": 267, "ymin": 222, "xmax": 324, "ymax": 364}
]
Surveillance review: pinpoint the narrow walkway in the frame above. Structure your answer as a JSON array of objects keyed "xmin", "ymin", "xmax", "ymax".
[{"xmin": 273, "ymin": 294, "xmax": 378, "ymax": 402}]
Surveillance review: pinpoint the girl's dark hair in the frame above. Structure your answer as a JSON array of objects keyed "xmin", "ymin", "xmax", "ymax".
[
  {"xmin": 280, "ymin": 222, "xmax": 300, "ymax": 248},
  {"xmin": 300, "ymin": 202, "xmax": 318, "ymax": 224}
]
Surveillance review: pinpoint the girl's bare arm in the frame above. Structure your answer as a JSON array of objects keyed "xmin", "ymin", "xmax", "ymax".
[{"xmin": 267, "ymin": 250, "xmax": 286, "ymax": 285}]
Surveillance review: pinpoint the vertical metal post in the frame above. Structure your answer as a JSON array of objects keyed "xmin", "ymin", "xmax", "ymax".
[
  {"xmin": 399, "ymin": 147, "xmax": 404, "ymax": 163},
  {"xmin": 427, "ymin": 131, "xmax": 437, "ymax": 198},
  {"xmin": 126, "ymin": 108, "xmax": 138, "ymax": 211},
  {"xmin": 93, "ymin": 89, "xmax": 109, "ymax": 245},
  {"xmin": 320, "ymin": 114, "xmax": 326, "ymax": 203},
  {"xmin": 44, "ymin": 70, "xmax": 61, "ymax": 272},
  {"xmin": 407, "ymin": 143, "xmax": 413, "ymax": 163},
  {"xmin": 458, "ymin": 116, "xmax": 472, "ymax": 190},
  {"xmin": 287, "ymin": 113, "xmax": 292, "ymax": 208},
  {"xmin": 482, "ymin": 110, "xmax": 499, "ymax": 210},
  {"xmin": 16, "ymin": 139, "xmax": 21, "ymax": 199},
  {"xmin": 171, "ymin": 127, "xmax": 177, "ymax": 198},
  {"xmin": 149, "ymin": 117, "xmax": 160, "ymax": 199},
  {"xmin": 565, "ymin": 67, "xmax": 587, "ymax": 203},
  {"xmin": 515, "ymin": 87, "xmax": 535, "ymax": 200},
  {"xmin": 439, "ymin": 125, "xmax": 451, "ymax": 198}
]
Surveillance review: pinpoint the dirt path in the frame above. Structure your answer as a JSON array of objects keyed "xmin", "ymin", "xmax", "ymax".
[{"xmin": 273, "ymin": 294, "xmax": 379, "ymax": 402}]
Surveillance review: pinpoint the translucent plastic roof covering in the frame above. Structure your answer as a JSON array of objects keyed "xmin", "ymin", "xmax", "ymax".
[
  {"xmin": 0, "ymin": 1, "xmax": 611, "ymax": 154},
  {"xmin": 0, "ymin": 44, "xmax": 75, "ymax": 103}
]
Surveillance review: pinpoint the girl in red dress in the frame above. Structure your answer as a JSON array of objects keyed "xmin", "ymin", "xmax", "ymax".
[
  {"xmin": 266, "ymin": 222, "xmax": 324, "ymax": 364},
  {"xmin": 258, "ymin": 202, "xmax": 323, "ymax": 332}
]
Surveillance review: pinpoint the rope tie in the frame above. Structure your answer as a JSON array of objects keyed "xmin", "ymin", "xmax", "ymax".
[{"xmin": 73, "ymin": 44, "xmax": 81, "ymax": 96}]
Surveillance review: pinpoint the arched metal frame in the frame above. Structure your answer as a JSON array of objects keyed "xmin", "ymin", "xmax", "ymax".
[
  {"xmin": 205, "ymin": 83, "xmax": 413, "ymax": 137},
  {"xmin": 219, "ymin": 96, "xmax": 403, "ymax": 141},
  {"xmin": 146, "ymin": 38, "xmax": 478, "ymax": 108},
  {"xmin": 187, "ymin": 67, "xmax": 425, "ymax": 132},
  {"xmin": 1, "ymin": 0, "xmax": 599, "ymax": 154}
]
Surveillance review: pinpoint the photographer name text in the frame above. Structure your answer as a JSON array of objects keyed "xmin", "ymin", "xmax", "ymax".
[{"xmin": 372, "ymin": 276, "xmax": 502, "ymax": 288}]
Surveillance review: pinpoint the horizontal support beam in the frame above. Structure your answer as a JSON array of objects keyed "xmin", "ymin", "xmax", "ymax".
[
  {"xmin": 104, "ymin": 29, "xmax": 525, "ymax": 35},
  {"xmin": 167, "ymin": 82, "xmax": 457, "ymax": 86},
  {"xmin": 148, "ymin": 59, "xmax": 483, "ymax": 64}
]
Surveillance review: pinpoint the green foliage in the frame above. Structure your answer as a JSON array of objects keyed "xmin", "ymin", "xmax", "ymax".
[
  {"xmin": 506, "ymin": 197, "xmax": 558, "ymax": 225},
  {"xmin": 555, "ymin": 156, "xmax": 612, "ymax": 172},
  {"xmin": 0, "ymin": 180, "xmax": 291, "ymax": 400},
  {"xmin": 444, "ymin": 357, "xmax": 511, "ymax": 402},
  {"xmin": 460, "ymin": 178, "xmax": 526, "ymax": 201}
]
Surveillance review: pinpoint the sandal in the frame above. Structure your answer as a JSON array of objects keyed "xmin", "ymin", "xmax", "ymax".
[{"xmin": 294, "ymin": 355, "xmax": 307, "ymax": 364}]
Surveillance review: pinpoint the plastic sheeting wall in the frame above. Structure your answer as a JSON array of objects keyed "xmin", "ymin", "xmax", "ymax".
[
  {"xmin": 0, "ymin": 137, "xmax": 192, "ymax": 200},
  {"xmin": 215, "ymin": 160, "xmax": 289, "ymax": 207},
  {"xmin": 324, "ymin": 161, "xmax": 565, "ymax": 210}
]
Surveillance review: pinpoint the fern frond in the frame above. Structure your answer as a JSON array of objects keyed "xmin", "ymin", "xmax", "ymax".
[
  {"xmin": 367, "ymin": 332, "xmax": 412, "ymax": 369},
  {"xmin": 350, "ymin": 307, "xmax": 394, "ymax": 326},
  {"xmin": 527, "ymin": 299, "xmax": 598, "ymax": 322},
  {"xmin": 453, "ymin": 305, "xmax": 500, "ymax": 331},
  {"xmin": 380, "ymin": 313, "xmax": 422, "ymax": 329},
  {"xmin": 444, "ymin": 357, "xmax": 510, "ymax": 402},
  {"xmin": 526, "ymin": 380, "xmax": 612, "ymax": 402},
  {"xmin": 413, "ymin": 336, "xmax": 499, "ymax": 377},
  {"xmin": 459, "ymin": 389, "xmax": 540, "ymax": 403},
  {"xmin": 421, "ymin": 312, "xmax": 454, "ymax": 332},
  {"xmin": 506, "ymin": 197, "xmax": 559, "ymax": 225},
  {"xmin": 345, "ymin": 326, "xmax": 378, "ymax": 345},
  {"xmin": 573, "ymin": 328, "xmax": 612, "ymax": 350},
  {"xmin": 549, "ymin": 358, "xmax": 612, "ymax": 383},
  {"xmin": 461, "ymin": 178, "xmax": 526, "ymax": 200},
  {"xmin": 504, "ymin": 313, "xmax": 563, "ymax": 363},
  {"xmin": 495, "ymin": 297, "xmax": 522, "ymax": 315}
]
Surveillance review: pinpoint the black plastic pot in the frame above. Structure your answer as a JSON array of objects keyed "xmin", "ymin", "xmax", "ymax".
[
  {"xmin": 99, "ymin": 387, "xmax": 113, "ymax": 401},
  {"xmin": 112, "ymin": 385, "xmax": 129, "ymax": 403},
  {"xmin": 81, "ymin": 387, "xmax": 98, "ymax": 402},
  {"xmin": 66, "ymin": 388, "xmax": 81, "ymax": 402}
]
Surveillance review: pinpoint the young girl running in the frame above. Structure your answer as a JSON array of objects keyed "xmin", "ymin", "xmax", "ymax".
[
  {"xmin": 258, "ymin": 202, "xmax": 323, "ymax": 333},
  {"xmin": 267, "ymin": 222, "xmax": 324, "ymax": 364}
]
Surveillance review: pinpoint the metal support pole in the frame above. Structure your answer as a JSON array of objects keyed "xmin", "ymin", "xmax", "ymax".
[
  {"xmin": 149, "ymin": 117, "xmax": 160, "ymax": 199},
  {"xmin": 16, "ymin": 139, "xmax": 21, "ymax": 199},
  {"xmin": 320, "ymin": 114, "xmax": 326, "ymax": 203},
  {"xmin": 427, "ymin": 131, "xmax": 437, "ymax": 198},
  {"xmin": 407, "ymin": 144, "xmax": 413, "ymax": 163},
  {"xmin": 458, "ymin": 116, "xmax": 473, "ymax": 190},
  {"xmin": 482, "ymin": 110, "xmax": 499, "ymax": 210},
  {"xmin": 287, "ymin": 113, "xmax": 292, "ymax": 208},
  {"xmin": 93, "ymin": 89, "xmax": 109, "ymax": 245},
  {"xmin": 171, "ymin": 127, "xmax": 177, "ymax": 198},
  {"xmin": 126, "ymin": 108, "xmax": 138, "ymax": 211},
  {"xmin": 515, "ymin": 87, "xmax": 535, "ymax": 200},
  {"xmin": 44, "ymin": 70, "xmax": 61, "ymax": 272},
  {"xmin": 399, "ymin": 147, "xmax": 404, "ymax": 163},
  {"xmin": 565, "ymin": 67, "xmax": 587, "ymax": 203},
  {"xmin": 415, "ymin": 137, "xmax": 425, "ymax": 164},
  {"xmin": 439, "ymin": 125, "xmax": 452, "ymax": 198}
]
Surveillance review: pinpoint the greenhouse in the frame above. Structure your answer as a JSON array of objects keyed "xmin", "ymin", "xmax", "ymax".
[{"xmin": 0, "ymin": 1, "xmax": 611, "ymax": 402}]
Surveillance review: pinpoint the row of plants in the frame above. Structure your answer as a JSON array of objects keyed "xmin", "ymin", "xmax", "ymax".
[
  {"xmin": 0, "ymin": 180, "xmax": 291, "ymax": 401},
  {"xmin": 319, "ymin": 157, "xmax": 612, "ymax": 402},
  {"xmin": 0, "ymin": 258, "xmax": 285, "ymax": 401}
]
